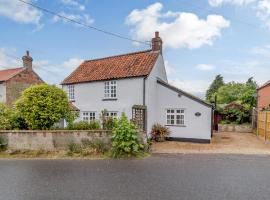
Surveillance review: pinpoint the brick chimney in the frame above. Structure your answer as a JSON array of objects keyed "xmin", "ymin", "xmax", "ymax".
[
  {"xmin": 151, "ymin": 31, "xmax": 162, "ymax": 54},
  {"xmin": 22, "ymin": 50, "xmax": 33, "ymax": 70}
]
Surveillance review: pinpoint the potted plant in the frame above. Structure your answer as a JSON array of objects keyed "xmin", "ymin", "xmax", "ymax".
[{"xmin": 151, "ymin": 124, "xmax": 170, "ymax": 142}]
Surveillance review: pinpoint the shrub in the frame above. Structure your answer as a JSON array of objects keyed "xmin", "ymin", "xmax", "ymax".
[
  {"xmin": 16, "ymin": 84, "xmax": 71, "ymax": 130},
  {"xmin": 68, "ymin": 120, "xmax": 101, "ymax": 130},
  {"xmin": 111, "ymin": 113, "xmax": 144, "ymax": 158},
  {"xmin": 81, "ymin": 139, "xmax": 108, "ymax": 154},
  {"xmin": 100, "ymin": 109, "xmax": 116, "ymax": 130},
  {"xmin": 0, "ymin": 137, "xmax": 8, "ymax": 151},
  {"xmin": 0, "ymin": 103, "xmax": 12, "ymax": 130},
  {"xmin": 151, "ymin": 123, "xmax": 170, "ymax": 142}
]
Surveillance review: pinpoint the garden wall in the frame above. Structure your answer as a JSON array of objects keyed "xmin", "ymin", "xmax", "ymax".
[
  {"xmin": 218, "ymin": 124, "xmax": 252, "ymax": 133},
  {"xmin": 0, "ymin": 130, "xmax": 148, "ymax": 151},
  {"xmin": 0, "ymin": 130, "xmax": 112, "ymax": 151}
]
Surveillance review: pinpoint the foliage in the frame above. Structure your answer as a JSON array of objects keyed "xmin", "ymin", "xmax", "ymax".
[
  {"xmin": 0, "ymin": 103, "xmax": 12, "ymax": 130},
  {"xmin": 110, "ymin": 113, "xmax": 144, "ymax": 158},
  {"xmin": 0, "ymin": 137, "xmax": 8, "ymax": 151},
  {"xmin": 10, "ymin": 110, "xmax": 28, "ymax": 130},
  {"xmin": 100, "ymin": 109, "xmax": 116, "ymax": 130},
  {"xmin": 206, "ymin": 74, "xmax": 224, "ymax": 101},
  {"xmin": 222, "ymin": 107, "xmax": 250, "ymax": 124},
  {"xmin": 68, "ymin": 120, "xmax": 101, "ymax": 130},
  {"xmin": 66, "ymin": 111, "xmax": 79, "ymax": 130},
  {"xmin": 67, "ymin": 139, "xmax": 108, "ymax": 156},
  {"xmin": 16, "ymin": 84, "xmax": 71, "ymax": 130},
  {"xmin": 151, "ymin": 123, "xmax": 170, "ymax": 142},
  {"xmin": 81, "ymin": 139, "xmax": 108, "ymax": 154}
]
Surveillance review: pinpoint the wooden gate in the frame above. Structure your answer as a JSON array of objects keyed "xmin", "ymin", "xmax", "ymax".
[
  {"xmin": 132, "ymin": 105, "xmax": 147, "ymax": 131},
  {"xmin": 257, "ymin": 111, "xmax": 270, "ymax": 140}
]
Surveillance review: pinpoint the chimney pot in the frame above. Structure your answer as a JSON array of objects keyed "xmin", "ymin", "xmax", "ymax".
[{"xmin": 155, "ymin": 31, "xmax": 159, "ymax": 37}]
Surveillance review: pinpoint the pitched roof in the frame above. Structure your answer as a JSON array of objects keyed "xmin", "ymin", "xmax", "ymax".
[
  {"xmin": 258, "ymin": 80, "xmax": 270, "ymax": 90},
  {"xmin": 61, "ymin": 50, "xmax": 160, "ymax": 84},
  {"xmin": 157, "ymin": 78, "xmax": 213, "ymax": 108},
  {"xmin": 0, "ymin": 67, "xmax": 25, "ymax": 82}
]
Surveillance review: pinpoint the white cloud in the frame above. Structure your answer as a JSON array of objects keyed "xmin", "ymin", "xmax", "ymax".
[
  {"xmin": 208, "ymin": 0, "xmax": 256, "ymax": 7},
  {"xmin": 53, "ymin": 12, "xmax": 94, "ymax": 26},
  {"xmin": 168, "ymin": 79, "xmax": 210, "ymax": 98},
  {"xmin": 0, "ymin": 0, "xmax": 42, "ymax": 26},
  {"xmin": 63, "ymin": 58, "xmax": 84, "ymax": 68},
  {"xmin": 196, "ymin": 64, "xmax": 215, "ymax": 70},
  {"xmin": 0, "ymin": 48, "xmax": 21, "ymax": 69},
  {"xmin": 126, "ymin": 2, "xmax": 230, "ymax": 49},
  {"xmin": 60, "ymin": 0, "xmax": 85, "ymax": 11},
  {"xmin": 256, "ymin": 0, "xmax": 270, "ymax": 29},
  {"xmin": 164, "ymin": 60, "xmax": 176, "ymax": 76},
  {"xmin": 251, "ymin": 44, "xmax": 270, "ymax": 57}
]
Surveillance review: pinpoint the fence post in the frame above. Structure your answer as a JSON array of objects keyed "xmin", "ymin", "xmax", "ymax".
[{"xmin": 264, "ymin": 111, "xmax": 267, "ymax": 143}]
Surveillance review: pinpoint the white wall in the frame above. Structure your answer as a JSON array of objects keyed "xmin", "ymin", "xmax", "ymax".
[
  {"xmin": 0, "ymin": 83, "xmax": 6, "ymax": 103},
  {"xmin": 145, "ymin": 54, "xmax": 167, "ymax": 133},
  {"xmin": 63, "ymin": 77, "xmax": 144, "ymax": 120},
  {"xmin": 156, "ymin": 83, "xmax": 212, "ymax": 140}
]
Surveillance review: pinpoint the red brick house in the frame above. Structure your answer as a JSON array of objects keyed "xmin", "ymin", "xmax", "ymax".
[
  {"xmin": 0, "ymin": 51, "xmax": 44, "ymax": 105},
  {"xmin": 257, "ymin": 80, "xmax": 270, "ymax": 110}
]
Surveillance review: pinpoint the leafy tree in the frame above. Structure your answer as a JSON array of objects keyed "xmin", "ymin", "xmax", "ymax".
[
  {"xmin": 111, "ymin": 113, "xmax": 144, "ymax": 158},
  {"xmin": 16, "ymin": 84, "xmax": 71, "ymax": 130},
  {"xmin": 214, "ymin": 82, "xmax": 245, "ymax": 104},
  {"xmin": 206, "ymin": 74, "xmax": 224, "ymax": 101},
  {"xmin": 0, "ymin": 103, "xmax": 12, "ymax": 130}
]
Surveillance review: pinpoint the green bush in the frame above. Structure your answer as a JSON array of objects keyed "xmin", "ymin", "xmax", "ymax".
[
  {"xmin": 68, "ymin": 120, "xmax": 101, "ymax": 130},
  {"xmin": 151, "ymin": 123, "xmax": 170, "ymax": 142},
  {"xmin": 100, "ymin": 109, "xmax": 116, "ymax": 130},
  {"xmin": 16, "ymin": 84, "xmax": 71, "ymax": 130},
  {"xmin": 0, "ymin": 138, "xmax": 8, "ymax": 151},
  {"xmin": 110, "ymin": 113, "xmax": 144, "ymax": 158},
  {"xmin": 0, "ymin": 103, "xmax": 12, "ymax": 130}
]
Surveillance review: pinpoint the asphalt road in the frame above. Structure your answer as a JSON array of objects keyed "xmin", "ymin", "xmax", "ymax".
[{"xmin": 1, "ymin": 154, "xmax": 270, "ymax": 200}]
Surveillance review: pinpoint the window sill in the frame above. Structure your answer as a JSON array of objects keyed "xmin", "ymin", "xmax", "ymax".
[
  {"xmin": 165, "ymin": 125, "xmax": 186, "ymax": 127},
  {"xmin": 102, "ymin": 98, "xmax": 118, "ymax": 101},
  {"xmin": 69, "ymin": 100, "xmax": 75, "ymax": 102}
]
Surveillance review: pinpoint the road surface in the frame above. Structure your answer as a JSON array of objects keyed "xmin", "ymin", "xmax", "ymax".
[{"xmin": 0, "ymin": 154, "xmax": 270, "ymax": 200}]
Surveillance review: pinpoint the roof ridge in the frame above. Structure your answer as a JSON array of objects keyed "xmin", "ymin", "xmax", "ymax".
[
  {"xmin": 84, "ymin": 49, "xmax": 154, "ymax": 63},
  {"xmin": 0, "ymin": 67, "xmax": 24, "ymax": 71}
]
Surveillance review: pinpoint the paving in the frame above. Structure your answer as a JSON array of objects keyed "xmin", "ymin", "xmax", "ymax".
[
  {"xmin": 152, "ymin": 132, "xmax": 270, "ymax": 154},
  {"xmin": 1, "ymin": 154, "xmax": 270, "ymax": 200}
]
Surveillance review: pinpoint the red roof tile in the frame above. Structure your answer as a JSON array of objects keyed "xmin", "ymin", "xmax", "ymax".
[
  {"xmin": 61, "ymin": 50, "xmax": 159, "ymax": 84},
  {"xmin": 0, "ymin": 67, "xmax": 25, "ymax": 82}
]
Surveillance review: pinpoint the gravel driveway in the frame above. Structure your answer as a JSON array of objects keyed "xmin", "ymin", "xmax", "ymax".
[{"xmin": 152, "ymin": 132, "xmax": 270, "ymax": 154}]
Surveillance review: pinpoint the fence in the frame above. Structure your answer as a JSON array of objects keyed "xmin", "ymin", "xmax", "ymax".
[{"xmin": 257, "ymin": 111, "xmax": 270, "ymax": 141}]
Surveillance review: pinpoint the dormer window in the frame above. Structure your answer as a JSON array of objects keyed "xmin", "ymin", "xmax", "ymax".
[
  {"xmin": 104, "ymin": 80, "xmax": 116, "ymax": 99},
  {"xmin": 67, "ymin": 85, "xmax": 75, "ymax": 101}
]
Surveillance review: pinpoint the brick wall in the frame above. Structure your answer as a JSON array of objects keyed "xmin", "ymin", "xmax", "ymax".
[
  {"xmin": 5, "ymin": 69, "xmax": 43, "ymax": 105},
  {"xmin": 258, "ymin": 84, "xmax": 270, "ymax": 110}
]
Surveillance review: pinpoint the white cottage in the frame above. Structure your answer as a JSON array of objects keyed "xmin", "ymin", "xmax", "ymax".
[{"xmin": 61, "ymin": 32, "xmax": 213, "ymax": 143}]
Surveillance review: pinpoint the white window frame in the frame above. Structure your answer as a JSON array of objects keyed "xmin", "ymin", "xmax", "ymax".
[
  {"xmin": 67, "ymin": 85, "xmax": 75, "ymax": 101},
  {"xmin": 82, "ymin": 111, "xmax": 96, "ymax": 121},
  {"xmin": 166, "ymin": 108, "xmax": 185, "ymax": 126},
  {"xmin": 105, "ymin": 111, "xmax": 118, "ymax": 118},
  {"xmin": 104, "ymin": 80, "xmax": 117, "ymax": 99}
]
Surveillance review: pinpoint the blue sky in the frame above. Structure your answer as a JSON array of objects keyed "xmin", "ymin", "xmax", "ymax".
[{"xmin": 1, "ymin": 0, "xmax": 270, "ymax": 97}]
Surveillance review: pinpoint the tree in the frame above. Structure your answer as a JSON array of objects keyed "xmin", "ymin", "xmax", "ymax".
[
  {"xmin": 0, "ymin": 103, "xmax": 12, "ymax": 130},
  {"xmin": 214, "ymin": 82, "xmax": 245, "ymax": 104},
  {"xmin": 16, "ymin": 84, "xmax": 71, "ymax": 130},
  {"xmin": 205, "ymin": 74, "xmax": 224, "ymax": 101}
]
